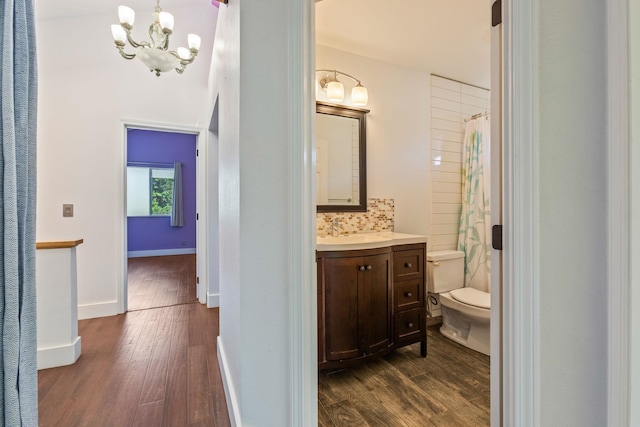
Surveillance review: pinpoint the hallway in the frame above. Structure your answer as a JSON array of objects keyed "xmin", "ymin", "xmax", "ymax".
[{"xmin": 38, "ymin": 303, "xmax": 230, "ymax": 426}]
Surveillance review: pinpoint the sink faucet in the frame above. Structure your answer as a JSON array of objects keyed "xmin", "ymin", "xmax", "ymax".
[{"xmin": 331, "ymin": 218, "xmax": 342, "ymax": 237}]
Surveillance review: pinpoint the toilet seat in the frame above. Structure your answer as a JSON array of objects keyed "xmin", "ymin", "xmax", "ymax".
[{"xmin": 449, "ymin": 287, "xmax": 490, "ymax": 309}]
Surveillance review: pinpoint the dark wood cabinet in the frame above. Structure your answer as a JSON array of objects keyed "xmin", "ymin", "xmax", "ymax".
[{"xmin": 318, "ymin": 242, "xmax": 426, "ymax": 370}]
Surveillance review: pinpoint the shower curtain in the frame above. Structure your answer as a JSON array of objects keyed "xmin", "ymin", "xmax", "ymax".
[{"xmin": 457, "ymin": 117, "xmax": 491, "ymax": 293}]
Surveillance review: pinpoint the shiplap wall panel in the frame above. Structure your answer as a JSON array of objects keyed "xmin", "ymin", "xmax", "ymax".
[{"xmin": 430, "ymin": 75, "xmax": 489, "ymax": 251}]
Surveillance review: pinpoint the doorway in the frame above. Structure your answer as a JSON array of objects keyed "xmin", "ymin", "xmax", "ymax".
[{"xmin": 123, "ymin": 126, "xmax": 201, "ymax": 312}]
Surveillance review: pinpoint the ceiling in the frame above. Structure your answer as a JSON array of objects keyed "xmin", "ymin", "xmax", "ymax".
[
  {"xmin": 35, "ymin": 0, "xmax": 210, "ymax": 20},
  {"xmin": 315, "ymin": 0, "xmax": 491, "ymax": 88}
]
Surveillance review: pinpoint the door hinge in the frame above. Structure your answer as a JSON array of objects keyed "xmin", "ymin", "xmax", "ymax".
[
  {"xmin": 492, "ymin": 225, "xmax": 503, "ymax": 251},
  {"xmin": 492, "ymin": 0, "xmax": 502, "ymax": 27},
  {"xmin": 196, "ymin": 276, "xmax": 200, "ymax": 284},
  {"xmin": 196, "ymin": 213, "xmax": 199, "ymax": 220},
  {"xmin": 196, "ymin": 149, "xmax": 199, "ymax": 156}
]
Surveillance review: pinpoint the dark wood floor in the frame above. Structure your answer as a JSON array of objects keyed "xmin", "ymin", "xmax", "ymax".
[
  {"xmin": 128, "ymin": 255, "xmax": 198, "ymax": 311},
  {"xmin": 38, "ymin": 303, "xmax": 231, "ymax": 427},
  {"xmin": 319, "ymin": 324, "xmax": 490, "ymax": 426}
]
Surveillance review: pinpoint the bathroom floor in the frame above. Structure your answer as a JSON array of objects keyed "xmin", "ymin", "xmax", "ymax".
[{"xmin": 318, "ymin": 324, "xmax": 490, "ymax": 426}]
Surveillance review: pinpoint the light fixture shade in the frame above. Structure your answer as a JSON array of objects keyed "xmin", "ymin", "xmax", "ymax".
[
  {"xmin": 188, "ymin": 34, "xmax": 201, "ymax": 51},
  {"xmin": 327, "ymin": 81, "xmax": 344, "ymax": 102},
  {"xmin": 111, "ymin": 24, "xmax": 127, "ymax": 43},
  {"xmin": 118, "ymin": 6, "xmax": 135, "ymax": 26},
  {"xmin": 159, "ymin": 11, "xmax": 174, "ymax": 31},
  {"xmin": 177, "ymin": 47, "xmax": 191, "ymax": 60},
  {"xmin": 351, "ymin": 84, "xmax": 369, "ymax": 107}
]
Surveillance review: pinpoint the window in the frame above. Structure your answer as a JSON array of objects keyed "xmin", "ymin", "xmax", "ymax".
[{"xmin": 127, "ymin": 165, "xmax": 174, "ymax": 217}]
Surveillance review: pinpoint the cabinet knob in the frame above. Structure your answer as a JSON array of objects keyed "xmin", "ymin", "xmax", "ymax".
[
  {"xmin": 359, "ymin": 266, "xmax": 365, "ymax": 271},
  {"xmin": 405, "ymin": 262, "xmax": 412, "ymax": 268},
  {"xmin": 407, "ymin": 322, "xmax": 414, "ymax": 328},
  {"xmin": 366, "ymin": 265, "xmax": 372, "ymax": 270},
  {"xmin": 405, "ymin": 292, "xmax": 413, "ymax": 297}
]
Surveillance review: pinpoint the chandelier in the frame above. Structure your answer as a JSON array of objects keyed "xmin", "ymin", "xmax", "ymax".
[
  {"xmin": 316, "ymin": 69, "xmax": 369, "ymax": 107},
  {"xmin": 110, "ymin": 0, "xmax": 201, "ymax": 77}
]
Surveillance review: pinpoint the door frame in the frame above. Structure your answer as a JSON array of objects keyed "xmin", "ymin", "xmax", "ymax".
[{"xmin": 119, "ymin": 120, "xmax": 207, "ymax": 313}]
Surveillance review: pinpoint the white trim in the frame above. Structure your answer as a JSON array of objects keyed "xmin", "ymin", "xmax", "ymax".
[
  {"xmin": 290, "ymin": 0, "xmax": 317, "ymax": 425},
  {"xmin": 207, "ymin": 292, "xmax": 219, "ymax": 308},
  {"xmin": 217, "ymin": 337, "xmax": 241, "ymax": 427},
  {"xmin": 503, "ymin": 0, "xmax": 540, "ymax": 425},
  {"xmin": 37, "ymin": 337, "xmax": 81, "ymax": 370},
  {"xmin": 127, "ymin": 248, "xmax": 196, "ymax": 258},
  {"xmin": 119, "ymin": 119, "xmax": 207, "ymax": 314},
  {"xmin": 78, "ymin": 301, "xmax": 119, "ymax": 320},
  {"xmin": 197, "ymin": 132, "xmax": 209, "ymax": 304},
  {"xmin": 607, "ymin": 0, "xmax": 631, "ymax": 425}
]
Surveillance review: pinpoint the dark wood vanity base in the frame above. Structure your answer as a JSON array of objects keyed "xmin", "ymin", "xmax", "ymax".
[{"xmin": 317, "ymin": 243, "xmax": 427, "ymax": 370}]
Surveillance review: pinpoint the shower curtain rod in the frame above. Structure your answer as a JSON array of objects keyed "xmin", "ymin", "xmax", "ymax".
[{"xmin": 464, "ymin": 111, "xmax": 490, "ymax": 122}]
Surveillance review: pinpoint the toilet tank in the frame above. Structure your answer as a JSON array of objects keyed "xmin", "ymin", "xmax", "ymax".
[{"xmin": 427, "ymin": 250, "xmax": 465, "ymax": 293}]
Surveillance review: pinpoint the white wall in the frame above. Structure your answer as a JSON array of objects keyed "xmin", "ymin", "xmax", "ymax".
[
  {"xmin": 630, "ymin": 0, "xmax": 640, "ymax": 423},
  {"xmin": 538, "ymin": 0, "xmax": 607, "ymax": 424},
  {"xmin": 35, "ymin": 4, "xmax": 218, "ymax": 318},
  {"xmin": 214, "ymin": 0, "xmax": 303, "ymax": 425},
  {"xmin": 430, "ymin": 75, "xmax": 490, "ymax": 251},
  {"xmin": 317, "ymin": 45, "xmax": 431, "ymax": 237}
]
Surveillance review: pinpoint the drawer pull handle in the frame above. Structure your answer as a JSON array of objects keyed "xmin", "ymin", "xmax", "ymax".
[
  {"xmin": 407, "ymin": 322, "xmax": 414, "ymax": 328},
  {"xmin": 405, "ymin": 262, "xmax": 412, "ymax": 268},
  {"xmin": 366, "ymin": 265, "xmax": 372, "ymax": 270},
  {"xmin": 405, "ymin": 292, "xmax": 413, "ymax": 297},
  {"xmin": 359, "ymin": 266, "xmax": 365, "ymax": 271}
]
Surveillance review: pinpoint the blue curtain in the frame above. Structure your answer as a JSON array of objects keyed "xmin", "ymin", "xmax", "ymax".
[
  {"xmin": 0, "ymin": 0, "xmax": 38, "ymax": 425},
  {"xmin": 170, "ymin": 162, "xmax": 184, "ymax": 227}
]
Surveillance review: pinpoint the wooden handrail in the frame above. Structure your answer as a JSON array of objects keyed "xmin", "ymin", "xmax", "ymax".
[{"xmin": 36, "ymin": 239, "xmax": 84, "ymax": 250}]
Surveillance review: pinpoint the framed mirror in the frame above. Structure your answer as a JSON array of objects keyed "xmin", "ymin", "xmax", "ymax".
[{"xmin": 316, "ymin": 101, "xmax": 369, "ymax": 212}]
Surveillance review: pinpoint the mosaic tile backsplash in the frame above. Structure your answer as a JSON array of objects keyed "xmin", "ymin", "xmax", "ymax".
[{"xmin": 316, "ymin": 198, "xmax": 395, "ymax": 237}]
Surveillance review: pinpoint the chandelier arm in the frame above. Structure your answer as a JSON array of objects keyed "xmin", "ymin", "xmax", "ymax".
[
  {"xmin": 169, "ymin": 50, "xmax": 198, "ymax": 65},
  {"xmin": 125, "ymin": 31, "xmax": 151, "ymax": 49},
  {"xmin": 115, "ymin": 44, "xmax": 136, "ymax": 60}
]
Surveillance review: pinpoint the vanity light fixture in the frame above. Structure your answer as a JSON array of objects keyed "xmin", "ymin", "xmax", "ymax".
[
  {"xmin": 316, "ymin": 69, "xmax": 369, "ymax": 107},
  {"xmin": 110, "ymin": 0, "xmax": 201, "ymax": 76}
]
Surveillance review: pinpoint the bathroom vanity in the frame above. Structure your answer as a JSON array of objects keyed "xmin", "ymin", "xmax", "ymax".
[{"xmin": 316, "ymin": 232, "xmax": 427, "ymax": 370}]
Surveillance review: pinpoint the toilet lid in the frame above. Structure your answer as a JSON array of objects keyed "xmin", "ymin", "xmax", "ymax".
[{"xmin": 449, "ymin": 287, "xmax": 491, "ymax": 309}]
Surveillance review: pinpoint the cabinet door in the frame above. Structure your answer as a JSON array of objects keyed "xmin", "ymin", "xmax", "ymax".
[
  {"xmin": 361, "ymin": 253, "xmax": 393, "ymax": 355},
  {"xmin": 323, "ymin": 256, "xmax": 361, "ymax": 361}
]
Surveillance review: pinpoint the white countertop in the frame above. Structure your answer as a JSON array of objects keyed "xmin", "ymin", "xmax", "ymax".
[{"xmin": 316, "ymin": 231, "xmax": 427, "ymax": 252}]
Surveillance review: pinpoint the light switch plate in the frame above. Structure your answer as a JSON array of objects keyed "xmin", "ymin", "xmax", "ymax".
[{"xmin": 63, "ymin": 204, "xmax": 74, "ymax": 217}]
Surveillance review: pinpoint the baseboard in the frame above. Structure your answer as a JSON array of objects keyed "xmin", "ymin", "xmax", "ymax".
[
  {"xmin": 127, "ymin": 248, "xmax": 196, "ymax": 258},
  {"xmin": 78, "ymin": 301, "xmax": 119, "ymax": 320},
  {"xmin": 218, "ymin": 337, "xmax": 241, "ymax": 427},
  {"xmin": 37, "ymin": 336, "xmax": 81, "ymax": 370},
  {"xmin": 207, "ymin": 292, "xmax": 220, "ymax": 308}
]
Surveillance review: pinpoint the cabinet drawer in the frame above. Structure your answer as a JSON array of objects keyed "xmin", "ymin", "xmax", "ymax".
[
  {"xmin": 394, "ymin": 278, "xmax": 423, "ymax": 311},
  {"xmin": 393, "ymin": 249, "xmax": 424, "ymax": 281},
  {"xmin": 395, "ymin": 309, "xmax": 424, "ymax": 344}
]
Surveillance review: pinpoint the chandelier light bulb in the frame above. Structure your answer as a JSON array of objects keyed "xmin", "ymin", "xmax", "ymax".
[
  {"xmin": 118, "ymin": 5, "xmax": 135, "ymax": 26},
  {"xmin": 188, "ymin": 34, "xmax": 201, "ymax": 51},
  {"xmin": 327, "ymin": 81, "xmax": 344, "ymax": 102},
  {"xmin": 111, "ymin": 24, "xmax": 127, "ymax": 43},
  {"xmin": 177, "ymin": 47, "xmax": 191, "ymax": 60},
  {"xmin": 351, "ymin": 83, "xmax": 369, "ymax": 107},
  {"xmin": 158, "ymin": 11, "xmax": 174, "ymax": 32}
]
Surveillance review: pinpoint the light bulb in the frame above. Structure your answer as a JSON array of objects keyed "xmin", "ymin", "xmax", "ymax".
[
  {"xmin": 327, "ymin": 81, "xmax": 344, "ymax": 102},
  {"xmin": 177, "ymin": 47, "xmax": 191, "ymax": 60},
  {"xmin": 188, "ymin": 34, "xmax": 201, "ymax": 51},
  {"xmin": 118, "ymin": 6, "xmax": 135, "ymax": 26},
  {"xmin": 351, "ymin": 84, "xmax": 368, "ymax": 107},
  {"xmin": 111, "ymin": 24, "xmax": 127, "ymax": 43},
  {"xmin": 159, "ymin": 11, "xmax": 174, "ymax": 31}
]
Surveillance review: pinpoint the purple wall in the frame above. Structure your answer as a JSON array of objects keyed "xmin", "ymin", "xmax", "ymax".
[{"xmin": 127, "ymin": 129, "xmax": 197, "ymax": 253}]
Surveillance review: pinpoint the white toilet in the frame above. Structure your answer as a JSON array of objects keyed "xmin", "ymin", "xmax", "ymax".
[{"xmin": 427, "ymin": 250, "xmax": 491, "ymax": 356}]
